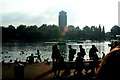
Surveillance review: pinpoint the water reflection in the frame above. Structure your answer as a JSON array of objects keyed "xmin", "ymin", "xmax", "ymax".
[{"xmin": 2, "ymin": 41, "xmax": 110, "ymax": 63}]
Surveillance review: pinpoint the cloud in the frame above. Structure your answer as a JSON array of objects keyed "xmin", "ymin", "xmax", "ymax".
[
  {"xmin": 2, "ymin": 12, "xmax": 58, "ymax": 27},
  {"xmin": 1, "ymin": 0, "xmax": 119, "ymax": 32}
]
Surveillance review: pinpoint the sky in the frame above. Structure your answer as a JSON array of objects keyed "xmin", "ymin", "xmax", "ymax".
[{"xmin": 0, "ymin": 0, "xmax": 120, "ymax": 32}]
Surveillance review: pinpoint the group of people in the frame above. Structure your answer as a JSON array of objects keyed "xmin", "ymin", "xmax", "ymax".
[
  {"xmin": 51, "ymin": 44, "xmax": 100, "ymax": 77},
  {"xmin": 51, "ymin": 44, "xmax": 99, "ymax": 62},
  {"xmin": 51, "ymin": 43, "xmax": 120, "ymax": 80},
  {"xmin": 26, "ymin": 50, "xmax": 42, "ymax": 63}
]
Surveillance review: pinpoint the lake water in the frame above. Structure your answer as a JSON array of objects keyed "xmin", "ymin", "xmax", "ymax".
[{"xmin": 1, "ymin": 41, "xmax": 111, "ymax": 63}]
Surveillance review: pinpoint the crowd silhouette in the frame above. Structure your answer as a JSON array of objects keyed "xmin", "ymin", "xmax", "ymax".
[
  {"xmin": 3, "ymin": 42, "xmax": 120, "ymax": 80},
  {"xmin": 51, "ymin": 43, "xmax": 120, "ymax": 80},
  {"xmin": 51, "ymin": 44, "xmax": 100, "ymax": 79}
]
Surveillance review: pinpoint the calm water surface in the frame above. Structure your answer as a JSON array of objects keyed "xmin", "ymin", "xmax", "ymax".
[{"xmin": 1, "ymin": 41, "xmax": 111, "ymax": 63}]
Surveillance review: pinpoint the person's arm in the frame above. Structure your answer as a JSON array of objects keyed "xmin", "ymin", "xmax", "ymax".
[
  {"xmin": 96, "ymin": 47, "xmax": 99, "ymax": 52},
  {"xmin": 27, "ymin": 56, "xmax": 29, "ymax": 61},
  {"xmin": 84, "ymin": 49, "xmax": 86, "ymax": 55},
  {"xmin": 102, "ymin": 52, "xmax": 105, "ymax": 59}
]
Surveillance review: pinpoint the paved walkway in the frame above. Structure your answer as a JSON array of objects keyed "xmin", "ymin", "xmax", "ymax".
[{"xmin": 2, "ymin": 62, "xmax": 94, "ymax": 80}]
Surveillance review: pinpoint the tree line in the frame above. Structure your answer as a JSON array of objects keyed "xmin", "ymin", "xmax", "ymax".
[{"xmin": 1, "ymin": 24, "xmax": 120, "ymax": 42}]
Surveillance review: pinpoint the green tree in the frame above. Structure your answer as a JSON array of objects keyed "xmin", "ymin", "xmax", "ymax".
[{"xmin": 111, "ymin": 25, "xmax": 120, "ymax": 36}]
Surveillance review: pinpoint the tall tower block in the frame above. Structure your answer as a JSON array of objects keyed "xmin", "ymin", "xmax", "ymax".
[{"xmin": 59, "ymin": 11, "xmax": 67, "ymax": 28}]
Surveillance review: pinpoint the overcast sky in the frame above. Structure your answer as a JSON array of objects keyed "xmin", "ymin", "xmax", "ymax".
[{"xmin": 1, "ymin": 0, "xmax": 120, "ymax": 32}]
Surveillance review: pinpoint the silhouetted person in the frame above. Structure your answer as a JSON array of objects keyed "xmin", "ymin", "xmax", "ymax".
[
  {"xmin": 68, "ymin": 45, "xmax": 76, "ymax": 61},
  {"xmin": 54, "ymin": 54, "xmax": 65, "ymax": 77},
  {"xmin": 79, "ymin": 45, "xmax": 86, "ymax": 58},
  {"xmin": 61, "ymin": 45, "xmax": 76, "ymax": 76},
  {"xmin": 51, "ymin": 44, "xmax": 61, "ymax": 71},
  {"xmin": 74, "ymin": 52, "xmax": 84, "ymax": 77},
  {"xmin": 27, "ymin": 54, "xmax": 34, "ymax": 63},
  {"xmin": 36, "ymin": 50, "xmax": 42, "ymax": 62},
  {"xmin": 91, "ymin": 52, "xmax": 99, "ymax": 75},
  {"xmin": 51, "ymin": 44, "xmax": 61, "ymax": 63},
  {"xmin": 89, "ymin": 45, "xmax": 98, "ymax": 60},
  {"xmin": 94, "ymin": 45, "xmax": 120, "ymax": 80},
  {"xmin": 110, "ymin": 41, "xmax": 119, "ymax": 51}
]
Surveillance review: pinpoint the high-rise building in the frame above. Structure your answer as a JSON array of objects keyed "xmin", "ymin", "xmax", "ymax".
[
  {"xmin": 118, "ymin": 2, "xmax": 120, "ymax": 27},
  {"xmin": 58, "ymin": 11, "xmax": 67, "ymax": 28}
]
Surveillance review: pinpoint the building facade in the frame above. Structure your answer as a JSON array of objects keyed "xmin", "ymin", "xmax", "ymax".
[{"xmin": 58, "ymin": 11, "xmax": 67, "ymax": 28}]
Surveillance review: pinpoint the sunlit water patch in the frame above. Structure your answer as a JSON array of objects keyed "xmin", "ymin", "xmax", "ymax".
[{"xmin": 1, "ymin": 41, "xmax": 110, "ymax": 63}]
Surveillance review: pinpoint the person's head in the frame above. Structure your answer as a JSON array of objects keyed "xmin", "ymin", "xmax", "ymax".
[
  {"xmin": 68, "ymin": 45, "xmax": 72, "ymax": 49},
  {"xmin": 52, "ymin": 44, "xmax": 58, "ymax": 50},
  {"xmin": 92, "ymin": 45, "xmax": 95, "ymax": 48},
  {"xmin": 31, "ymin": 54, "xmax": 33, "ymax": 56},
  {"xmin": 79, "ymin": 45, "xmax": 82, "ymax": 48},
  {"xmin": 54, "ymin": 44, "xmax": 58, "ymax": 49},
  {"xmin": 95, "ymin": 45, "xmax": 120, "ymax": 80},
  {"xmin": 37, "ymin": 50, "xmax": 39, "ymax": 52}
]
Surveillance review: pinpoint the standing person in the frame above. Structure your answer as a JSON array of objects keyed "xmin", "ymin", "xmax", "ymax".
[
  {"xmin": 52, "ymin": 44, "xmax": 61, "ymax": 63},
  {"xmin": 51, "ymin": 44, "xmax": 61, "ymax": 63},
  {"xmin": 79, "ymin": 45, "xmax": 86, "ymax": 58},
  {"xmin": 54, "ymin": 54, "xmax": 65, "ymax": 77},
  {"xmin": 68, "ymin": 45, "xmax": 76, "ymax": 61},
  {"xmin": 36, "ymin": 50, "xmax": 42, "ymax": 62},
  {"xmin": 63, "ymin": 45, "xmax": 76, "ymax": 75},
  {"xmin": 89, "ymin": 45, "xmax": 98, "ymax": 60},
  {"xmin": 91, "ymin": 52, "xmax": 99, "ymax": 75}
]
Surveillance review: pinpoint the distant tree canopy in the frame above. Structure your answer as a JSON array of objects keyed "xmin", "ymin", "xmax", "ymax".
[{"xmin": 1, "ymin": 24, "xmax": 120, "ymax": 42}]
